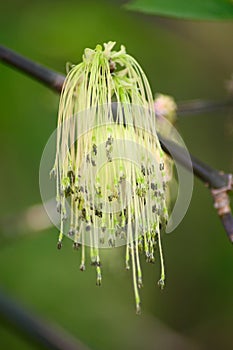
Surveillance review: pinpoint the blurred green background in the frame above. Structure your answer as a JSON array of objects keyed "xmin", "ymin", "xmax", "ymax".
[{"xmin": 0, "ymin": 1, "xmax": 232, "ymax": 349}]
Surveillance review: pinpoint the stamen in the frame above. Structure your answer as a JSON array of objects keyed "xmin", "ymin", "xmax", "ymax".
[
  {"xmin": 52, "ymin": 41, "xmax": 170, "ymax": 312},
  {"xmin": 157, "ymin": 221, "xmax": 165, "ymax": 290}
]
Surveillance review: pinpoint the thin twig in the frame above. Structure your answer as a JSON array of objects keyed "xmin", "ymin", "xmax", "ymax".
[
  {"xmin": 177, "ymin": 99, "xmax": 233, "ymax": 116},
  {"xmin": 0, "ymin": 287, "xmax": 89, "ymax": 350},
  {"xmin": 0, "ymin": 44, "xmax": 232, "ymax": 241}
]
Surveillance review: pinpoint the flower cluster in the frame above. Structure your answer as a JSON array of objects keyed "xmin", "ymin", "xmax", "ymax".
[{"xmin": 51, "ymin": 42, "xmax": 169, "ymax": 313}]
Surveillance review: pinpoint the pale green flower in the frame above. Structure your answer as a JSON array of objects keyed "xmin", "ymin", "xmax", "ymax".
[{"xmin": 51, "ymin": 42, "xmax": 169, "ymax": 313}]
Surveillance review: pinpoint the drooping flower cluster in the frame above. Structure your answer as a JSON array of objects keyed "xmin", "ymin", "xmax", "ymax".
[{"xmin": 51, "ymin": 42, "xmax": 169, "ymax": 313}]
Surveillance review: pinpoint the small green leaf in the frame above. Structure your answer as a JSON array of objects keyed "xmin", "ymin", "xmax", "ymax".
[{"xmin": 125, "ymin": 0, "xmax": 233, "ymax": 20}]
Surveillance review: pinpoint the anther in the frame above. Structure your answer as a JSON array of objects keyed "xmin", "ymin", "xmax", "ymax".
[
  {"xmin": 158, "ymin": 278, "xmax": 165, "ymax": 290},
  {"xmin": 67, "ymin": 170, "xmax": 75, "ymax": 185},
  {"xmin": 56, "ymin": 202, "xmax": 62, "ymax": 213},
  {"xmin": 68, "ymin": 229, "xmax": 75, "ymax": 237},
  {"xmin": 109, "ymin": 59, "xmax": 116, "ymax": 73},
  {"xmin": 86, "ymin": 224, "xmax": 91, "ymax": 232},
  {"xmin": 73, "ymin": 242, "xmax": 80, "ymax": 249},
  {"xmin": 159, "ymin": 163, "xmax": 164, "ymax": 171},
  {"xmin": 57, "ymin": 241, "xmax": 62, "ymax": 250},
  {"xmin": 80, "ymin": 264, "xmax": 86, "ymax": 271},
  {"xmin": 92, "ymin": 144, "xmax": 97, "ymax": 155}
]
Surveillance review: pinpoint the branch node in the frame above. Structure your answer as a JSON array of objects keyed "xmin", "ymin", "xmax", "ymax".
[
  {"xmin": 211, "ymin": 174, "xmax": 233, "ymax": 242},
  {"xmin": 211, "ymin": 174, "xmax": 232, "ymax": 215}
]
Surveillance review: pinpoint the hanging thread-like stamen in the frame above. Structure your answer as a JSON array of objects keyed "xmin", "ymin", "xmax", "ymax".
[{"xmin": 52, "ymin": 42, "xmax": 169, "ymax": 313}]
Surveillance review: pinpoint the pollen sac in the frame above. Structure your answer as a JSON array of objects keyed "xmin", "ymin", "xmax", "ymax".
[
  {"xmin": 80, "ymin": 263, "xmax": 86, "ymax": 271},
  {"xmin": 57, "ymin": 241, "xmax": 62, "ymax": 250},
  {"xmin": 68, "ymin": 229, "xmax": 75, "ymax": 237},
  {"xmin": 92, "ymin": 143, "xmax": 97, "ymax": 156},
  {"xmin": 67, "ymin": 170, "xmax": 75, "ymax": 185},
  {"xmin": 73, "ymin": 242, "xmax": 80, "ymax": 249},
  {"xmin": 56, "ymin": 202, "xmax": 62, "ymax": 213}
]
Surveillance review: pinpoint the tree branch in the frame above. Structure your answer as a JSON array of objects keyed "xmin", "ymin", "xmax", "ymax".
[
  {"xmin": 0, "ymin": 44, "xmax": 232, "ymax": 241},
  {"xmin": 0, "ymin": 287, "xmax": 89, "ymax": 350},
  {"xmin": 160, "ymin": 136, "xmax": 233, "ymax": 241},
  {"xmin": 0, "ymin": 45, "xmax": 65, "ymax": 92},
  {"xmin": 177, "ymin": 98, "xmax": 233, "ymax": 116},
  {"xmin": 1, "ymin": 45, "xmax": 233, "ymax": 115}
]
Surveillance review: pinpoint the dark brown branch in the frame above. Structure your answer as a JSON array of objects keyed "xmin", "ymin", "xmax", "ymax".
[
  {"xmin": 160, "ymin": 136, "xmax": 233, "ymax": 242},
  {"xmin": 0, "ymin": 44, "xmax": 232, "ymax": 241},
  {"xmin": 220, "ymin": 213, "xmax": 233, "ymax": 242},
  {"xmin": 0, "ymin": 287, "xmax": 89, "ymax": 350},
  {"xmin": 177, "ymin": 98, "xmax": 233, "ymax": 116},
  {"xmin": 159, "ymin": 135, "xmax": 229, "ymax": 188},
  {"xmin": 1, "ymin": 45, "xmax": 233, "ymax": 114},
  {"xmin": 0, "ymin": 45, "xmax": 65, "ymax": 92}
]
